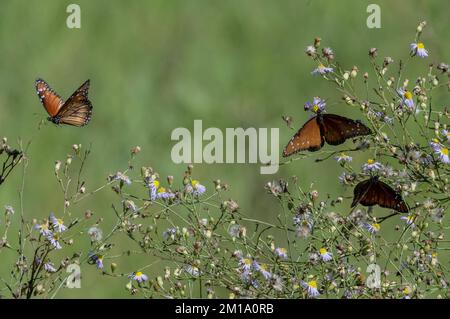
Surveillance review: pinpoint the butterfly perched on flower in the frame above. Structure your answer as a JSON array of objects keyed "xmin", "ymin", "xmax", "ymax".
[
  {"xmin": 283, "ymin": 113, "xmax": 372, "ymax": 157},
  {"xmin": 351, "ymin": 176, "xmax": 408, "ymax": 213},
  {"xmin": 35, "ymin": 79, "xmax": 92, "ymax": 127}
]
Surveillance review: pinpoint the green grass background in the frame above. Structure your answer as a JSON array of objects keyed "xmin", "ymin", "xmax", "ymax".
[{"xmin": 0, "ymin": 0, "xmax": 448, "ymax": 298}]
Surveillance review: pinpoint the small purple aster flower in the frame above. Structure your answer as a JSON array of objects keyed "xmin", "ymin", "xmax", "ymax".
[
  {"xmin": 156, "ymin": 187, "xmax": 175, "ymax": 199},
  {"xmin": 400, "ymin": 214, "xmax": 416, "ymax": 227},
  {"xmin": 430, "ymin": 140, "xmax": 449, "ymax": 164},
  {"xmin": 301, "ymin": 280, "xmax": 320, "ymax": 298},
  {"xmin": 146, "ymin": 176, "xmax": 159, "ymax": 201},
  {"xmin": 304, "ymin": 97, "xmax": 326, "ymax": 113},
  {"xmin": 187, "ymin": 180, "xmax": 206, "ymax": 196},
  {"xmin": 95, "ymin": 255, "xmax": 104, "ymax": 269},
  {"xmin": 49, "ymin": 213, "xmax": 67, "ymax": 233},
  {"xmin": 334, "ymin": 153, "xmax": 352, "ymax": 163},
  {"xmin": 319, "ymin": 248, "xmax": 333, "ymax": 262},
  {"xmin": 362, "ymin": 159, "xmax": 383, "ymax": 172},
  {"xmin": 34, "ymin": 223, "xmax": 52, "ymax": 236},
  {"xmin": 112, "ymin": 172, "xmax": 131, "ymax": 185},
  {"xmin": 47, "ymin": 233, "xmax": 62, "ymax": 250},
  {"xmin": 130, "ymin": 271, "xmax": 148, "ymax": 283},
  {"xmin": 274, "ymin": 247, "xmax": 288, "ymax": 259},
  {"xmin": 363, "ymin": 222, "xmax": 381, "ymax": 234},
  {"xmin": 44, "ymin": 262, "xmax": 57, "ymax": 273},
  {"xmin": 410, "ymin": 42, "xmax": 428, "ymax": 58},
  {"xmin": 441, "ymin": 130, "xmax": 450, "ymax": 142},
  {"xmin": 311, "ymin": 63, "xmax": 334, "ymax": 76},
  {"xmin": 434, "ymin": 145, "xmax": 449, "ymax": 164},
  {"xmin": 239, "ymin": 258, "xmax": 253, "ymax": 272},
  {"xmin": 397, "ymin": 88, "xmax": 415, "ymax": 110},
  {"xmin": 258, "ymin": 263, "xmax": 272, "ymax": 280}
]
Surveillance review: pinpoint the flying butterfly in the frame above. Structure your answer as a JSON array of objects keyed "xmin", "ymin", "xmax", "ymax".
[
  {"xmin": 35, "ymin": 79, "xmax": 92, "ymax": 127},
  {"xmin": 351, "ymin": 176, "xmax": 409, "ymax": 213},
  {"xmin": 283, "ymin": 113, "xmax": 372, "ymax": 157}
]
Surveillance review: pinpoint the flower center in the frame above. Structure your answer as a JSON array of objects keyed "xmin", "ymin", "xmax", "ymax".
[
  {"xmin": 417, "ymin": 42, "xmax": 424, "ymax": 49},
  {"xmin": 308, "ymin": 280, "xmax": 317, "ymax": 289},
  {"xmin": 373, "ymin": 223, "xmax": 381, "ymax": 231},
  {"xmin": 404, "ymin": 91, "xmax": 413, "ymax": 100},
  {"xmin": 135, "ymin": 271, "xmax": 143, "ymax": 277},
  {"xmin": 191, "ymin": 180, "xmax": 199, "ymax": 187},
  {"xmin": 243, "ymin": 258, "xmax": 252, "ymax": 266},
  {"xmin": 57, "ymin": 219, "xmax": 64, "ymax": 225},
  {"xmin": 158, "ymin": 187, "xmax": 166, "ymax": 193},
  {"xmin": 319, "ymin": 248, "xmax": 327, "ymax": 255},
  {"xmin": 313, "ymin": 104, "xmax": 320, "ymax": 113},
  {"xmin": 441, "ymin": 148, "xmax": 449, "ymax": 156},
  {"xmin": 367, "ymin": 159, "xmax": 375, "ymax": 164},
  {"xmin": 153, "ymin": 180, "xmax": 160, "ymax": 188},
  {"xmin": 318, "ymin": 63, "xmax": 325, "ymax": 70}
]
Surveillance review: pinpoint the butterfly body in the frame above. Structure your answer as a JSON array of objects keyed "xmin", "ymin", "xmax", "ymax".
[
  {"xmin": 351, "ymin": 176, "xmax": 408, "ymax": 213},
  {"xmin": 35, "ymin": 79, "xmax": 92, "ymax": 127},
  {"xmin": 283, "ymin": 113, "xmax": 371, "ymax": 157}
]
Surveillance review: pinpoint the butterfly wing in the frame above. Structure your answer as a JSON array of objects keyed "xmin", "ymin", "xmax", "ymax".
[
  {"xmin": 351, "ymin": 178, "xmax": 373, "ymax": 208},
  {"xmin": 282, "ymin": 116, "xmax": 323, "ymax": 157},
  {"xmin": 35, "ymin": 79, "xmax": 64, "ymax": 117},
  {"xmin": 372, "ymin": 180, "xmax": 409, "ymax": 213},
  {"xmin": 352, "ymin": 178, "xmax": 408, "ymax": 213},
  {"xmin": 320, "ymin": 114, "xmax": 371, "ymax": 146},
  {"xmin": 56, "ymin": 80, "xmax": 92, "ymax": 127}
]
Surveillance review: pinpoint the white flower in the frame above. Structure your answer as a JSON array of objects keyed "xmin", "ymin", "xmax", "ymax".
[
  {"xmin": 162, "ymin": 227, "xmax": 177, "ymax": 240},
  {"xmin": 87, "ymin": 226, "xmax": 103, "ymax": 242},
  {"xmin": 4, "ymin": 205, "xmax": 14, "ymax": 215},
  {"xmin": 431, "ymin": 208, "xmax": 444, "ymax": 223}
]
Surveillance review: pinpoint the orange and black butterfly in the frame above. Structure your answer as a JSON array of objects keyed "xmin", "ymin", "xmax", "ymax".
[
  {"xmin": 35, "ymin": 79, "xmax": 92, "ymax": 127},
  {"xmin": 283, "ymin": 98, "xmax": 371, "ymax": 157},
  {"xmin": 351, "ymin": 176, "xmax": 408, "ymax": 213}
]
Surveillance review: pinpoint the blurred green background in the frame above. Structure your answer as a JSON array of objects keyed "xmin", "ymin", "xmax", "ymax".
[{"xmin": 0, "ymin": 0, "xmax": 448, "ymax": 298}]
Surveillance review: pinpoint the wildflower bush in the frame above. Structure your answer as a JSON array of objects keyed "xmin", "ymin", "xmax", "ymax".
[{"xmin": 0, "ymin": 21, "xmax": 449, "ymax": 299}]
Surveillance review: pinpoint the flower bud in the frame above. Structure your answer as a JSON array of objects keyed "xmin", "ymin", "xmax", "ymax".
[{"xmin": 55, "ymin": 160, "xmax": 61, "ymax": 172}]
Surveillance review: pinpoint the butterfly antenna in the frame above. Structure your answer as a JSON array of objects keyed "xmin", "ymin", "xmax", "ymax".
[
  {"xmin": 378, "ymin": 211, "xmax": 399, "ymax": 223},
  {"xmin": 315, "ymin": 150, "xmax": 340, "ymax": 162},
  {"xmin": 315, "ymin": 146, "xmax": 359, "ymax": 162},
  {"xmin": 279, "ymin": 154, "xmax": 308, "ymax": 166}
]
